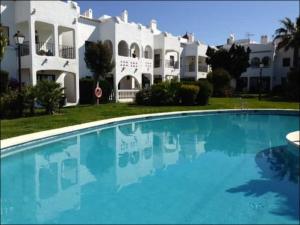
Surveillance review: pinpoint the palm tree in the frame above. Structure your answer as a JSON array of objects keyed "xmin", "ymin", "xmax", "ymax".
[{"xmin": 274, "ymin": 17, "xmax": 300, "ymax": 69}]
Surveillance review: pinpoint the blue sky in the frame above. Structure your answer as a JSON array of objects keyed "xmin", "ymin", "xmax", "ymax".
[{"xmin": 77, "ymin": 1, "xmax": 299, "ymax": 46}]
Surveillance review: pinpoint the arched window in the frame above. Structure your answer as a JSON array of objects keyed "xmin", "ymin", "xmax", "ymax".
[
  {"xmin": 262, "ymin": 56, "xmax": 270, "ymax": 67},
  {"xmin": 130, "ymin": 43, "xmax": 140, "ymax": 58},
  {"xmin": 144, "ymin": 45, "xmax": 152, "ymax": 59},
  {"xmin": 118, "ymin": 40, "xmax": 129, "ymax": 56},
  {"xmin": 251, "ymin": 57, "xmax": 260, "ymax": 68}
]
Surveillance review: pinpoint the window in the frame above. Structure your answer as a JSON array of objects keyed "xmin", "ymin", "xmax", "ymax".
[
  {"xmin": 0, "ymin": 26, "xmax": 9, "ymax": 45},
  {"xmin": 170, "ymin": 55, "xmax": 175, "ymax": 67},
  {"xmin": 282, "ymin": 58, "xmax": 290, "ymax": 67},
  {"xmin": 37, "ymin": 74, "xmax": 56, "ymax": 81},
  {"xmin": 262, "ymin": 56, "xmax": 270, "ymax": 67},
  {"xmin": 250, "ymin": 57, "xmax": 260, "ymax": 68},
  {"xmin": 154, "ymin": 54, "xmax": 160, "ymax": 67}
]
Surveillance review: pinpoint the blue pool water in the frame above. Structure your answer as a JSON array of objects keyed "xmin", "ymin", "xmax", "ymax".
[{"xmin": 1, "ymin": 112, "xmax": 299, "ymax": 224}]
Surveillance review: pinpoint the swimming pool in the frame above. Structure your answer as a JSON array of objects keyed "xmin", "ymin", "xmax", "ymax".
[{"xmin": 1, "ymin": 111, "xmax": 299, "ymax": 224}]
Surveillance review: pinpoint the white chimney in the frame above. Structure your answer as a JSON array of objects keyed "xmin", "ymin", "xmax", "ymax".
[
  {"xmin": 188, "ymin": 33, "xmax": 195, "ymax": 42},
  {"xmin": 149, "ymin": 19, "xmax": 157, "ymax": 30},
  {"xmin": 121, "ymin": 10, "xmax": 128, "ymax": 23},
  {"xmin": 83, "ymin": 9, "xmax": 93, "ymax": 19},
  {"xmin": 227, "ymin": 34, "xmax": 235, "ymax": 45},
  {"xmin": 260, "ymin": 35, "xmax": 268, "ymax": 44}
]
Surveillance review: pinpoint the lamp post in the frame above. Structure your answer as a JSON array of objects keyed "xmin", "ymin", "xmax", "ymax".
[
  {"xmin": 13, "ymin": 31, "xmax": 25, "ymax": 92},
  {"xmin": 258, "ymin": 63, "xmax": 264, "ymax": 101}
]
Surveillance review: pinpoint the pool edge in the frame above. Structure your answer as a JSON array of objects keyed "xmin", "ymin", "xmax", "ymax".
[{"xmin": 1, "ymin": 108, "xmax": 299, "ymax": 154}]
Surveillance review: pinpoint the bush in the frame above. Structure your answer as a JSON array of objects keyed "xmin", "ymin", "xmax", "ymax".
[
  {"xmin": 178, "ymin": 84, "xmax": 199, "ymax": 105},
  {"xmin": 35, "ymin": 80, "xmax": 64, "ymax": 114},
  {"xmin": 22, "ymin": 85, "xmax": 36, "ymax": 115},
  {"xmin": 79, "ymin": 77, "xmax": 94, "ymax": 104},
  {"xmin": 271, "ymin": 84, "xmax": 285, "ymax": 96},
  {"xmin": 0, "ymin": 70, "xmax": 9, "ymax": 94},
  {"xmin": 0, "ymin": 89, "xmax": 23, "ymax": 118},
  {"xmin": 207, "ymin": 68, "xmax": 231, "ymax": 97},
  {"xmin": 8, "ymin": 78, "xmax": 20, "ymax": 90},
  {"xmin": 135, "ymin": 88, "xmax": 151, "ymax": 105},
  {"xmin": 150, "ymin": 83, "xmax": 174, "ymax": 105},
  {"xmin": 285, "ymin": 68, "xmax": 300, "ymax": 101},
  {"xmin": 196, "ymin": 79, "xmax": 213, "ymax": 105},
  {"xmin": 79, "ymin": 77, "xmax": 112, "ymax": 104}
]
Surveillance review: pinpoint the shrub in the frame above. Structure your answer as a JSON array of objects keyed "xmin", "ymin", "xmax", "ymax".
[
  {"xmin": 135, "ymin": 88, "xmax": 151, "ymax": 105},
  {"xmin": 207, "ymin": 68, "xmax": 231, "ymax": 97},
  {"xmin": 8, "ymin": 78, "xmax": 19, "ymax": 90},
  {"xmin": 0, "ymin": 70, "xmax": 9, "ymax": 94},
  {"xmin": 285, "ymin": 68, "xmax": 300, "ymax": 101},
  {"xmin": 35, "ymin": 80, "xmax": 64, "ymax": 114},
  {"xmin": 196, "ymin": 79, "xmax": 213, "ymax": 105},
  {"xmin": 0, "ymin": 89, "xmax": 23, "ymax": 118},
  {"xmin": 22, "ymin": 85, "xmax": 36, "ymax": 115},
  {"xmin": 178, "ymin": 84, "xmax": 199, "ymax": 105},
  {"xmin": 79, "ymin": 77, "xmax": 94, "ymax": 104},
  {"xmin": 271, "ymin": 84, "xmax": 285, "ymax": 97},
  {"xmin": 150, "ymin": 83, "xmax": 174, "ymax": 105}
]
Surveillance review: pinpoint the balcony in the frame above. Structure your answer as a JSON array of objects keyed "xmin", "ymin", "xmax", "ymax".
[
  {"xmin": 198, "ymin": 65, "xmax": 208, "ymax": 72},
  {"xmin": 59, "ymin": 45, "xmax": 75, "ymax": 59},
  {"xmin": 36, "ymin": 42, "xmax": 55, "ymax": 56},
  {"xmin": 165, "ymin": 60, "xmax": 179, "ymax": 69},
  {"xmin": 20, "ymin": 41, "xmax": 30, "ymax": 56},
  {"xmin": 185, "ymin": 64, "xmax": 195, "ymax": 72}
]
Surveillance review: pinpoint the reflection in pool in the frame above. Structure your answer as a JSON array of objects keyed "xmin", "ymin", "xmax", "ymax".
[{"xmin": 1, "ymin": 113, "xmax": 299, "ymax": 224}]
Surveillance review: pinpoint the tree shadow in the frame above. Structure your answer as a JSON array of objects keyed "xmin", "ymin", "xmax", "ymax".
[{"xmin": 226, "ymin": 145, "xmax": 299, "ymax": 221}]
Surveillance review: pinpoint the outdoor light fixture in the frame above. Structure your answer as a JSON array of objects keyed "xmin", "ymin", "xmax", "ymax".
[
  {"xmin": 258, "ymin": 63, "xmax": 264, "ymax": 101},
  {"xmin": 14, "ymin": 30, "xmax": 25, "ymax": 45},
  {"xmin": 14, "ymin": 31, "xmax": 25, "ymax": 92}
]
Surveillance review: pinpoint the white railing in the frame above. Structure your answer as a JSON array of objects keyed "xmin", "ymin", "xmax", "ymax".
[{"xmin": 118, "ymin": 90, "xmax": 139, "ymax": 99}]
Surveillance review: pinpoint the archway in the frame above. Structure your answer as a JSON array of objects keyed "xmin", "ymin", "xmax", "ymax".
[
  {"xmin": 118, "ymin": 40, "xmax": 129, "ymax": 56},
  {"xmin": 64, "ymin": 72, "xmax": 76, "ymax": 103},
  {"xmin": 144, "ymin": 45, "xmax": 152, "ymax": 59},
  {"xmin": 118, "ymin": 75, "xmax": 140, "ymax": 90}
]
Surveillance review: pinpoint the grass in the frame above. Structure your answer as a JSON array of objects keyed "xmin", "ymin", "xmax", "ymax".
[{"xmin": 1, "ymin": 97, "xmax": 299, "ymax": 140}]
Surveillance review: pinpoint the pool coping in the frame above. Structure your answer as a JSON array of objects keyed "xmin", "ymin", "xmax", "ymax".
[
  {"xmin": 1, "ymin": 108, "xmax": 299, "ymax": 152},
  {"xmin": 286, "ymin": 131, "xmax": 300, "ymax": 148}
]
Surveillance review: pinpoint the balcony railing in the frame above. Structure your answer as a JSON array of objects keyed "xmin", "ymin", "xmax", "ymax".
[
  {"xmin": 118, "ymin": 90, "xmax": 139, "ymax": 99},
  {"xmin": 185, "ymin": 64, "xmax": 195, "ymax": 72},
  {"xmin": 36, "ymin": 42, "xmax": 55, "ymax": 56},
  {"xmin": 198, "ymin": 65, "xmax": 208, "ymax": 72},
  {"xmin": 165, "ymin": 60, "xmax": 179, "ymax": 69},
  {"xmin": 20, "ymin": 41, "xmax": 30, "ymax": 56},
  {"xmin": 59, "ymin": 45, "xmax": 75, "ymax": 59}
]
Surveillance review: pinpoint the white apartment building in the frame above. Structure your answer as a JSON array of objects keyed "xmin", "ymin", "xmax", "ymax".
[
  {"xmin": 1, "ymin": 0, "xmax": 210, "ymax": 103},
  {"xmin": 1, "ymin": 0, "xmax": 80, "ymax": 105},
  {"xmin": 221, "ymin": 34, "xmax": 294, "ymax": 92},
  {"xmin": 1, "ymin": 0, "xmax": 292, "ymax": 103}
]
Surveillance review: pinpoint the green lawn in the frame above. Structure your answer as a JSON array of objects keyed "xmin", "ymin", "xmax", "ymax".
[{"xmin": 1, "ymin": 97, "xmax": 299, "ymax": 140}]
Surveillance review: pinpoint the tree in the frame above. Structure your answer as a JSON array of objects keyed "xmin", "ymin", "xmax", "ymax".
[
  {"xmin": 0, "ymin": 27, "xmax": 8, "ymax": 61},
  {"xmin": 274, "ymin": 17, "xmax": 300, "ymax": 69},
  {"xmin": 35, "ymin": 80, "xmax": 64, "ymax": 115},
  {"xmin": 206, "ymin": 44, "xmax": 250, "ymax": 89},
  {"xmin": 228, "ymin": 44, "xmax": 251, "ymax": 80},
  {"xmin": 84, "ymin": 41, "xmax": 115, "ymax": 86},
  {"xmin": 207, "ymin": 68, "xmax": 231, "ymax": 97}
]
